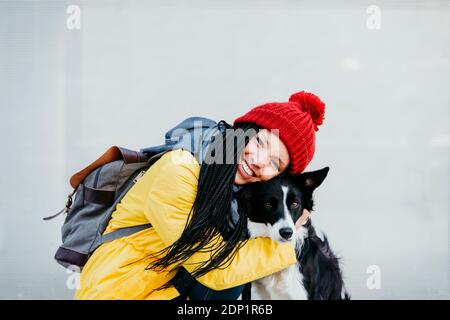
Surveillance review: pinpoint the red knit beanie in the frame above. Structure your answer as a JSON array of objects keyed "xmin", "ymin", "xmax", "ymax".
[{"xmin": 233, "ymin": 91, "xmax": 325, "ymax": 174}]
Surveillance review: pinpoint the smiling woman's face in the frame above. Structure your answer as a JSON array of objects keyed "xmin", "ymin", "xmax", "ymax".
[{"xmin": 234, "ymin": 129, "xmax": 290, "ymax": 185}]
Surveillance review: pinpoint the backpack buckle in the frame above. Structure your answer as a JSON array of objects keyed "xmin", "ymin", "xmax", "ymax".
[{"xmin": 43, "ymin": 191, "xmax": 75, "ymax": 221}]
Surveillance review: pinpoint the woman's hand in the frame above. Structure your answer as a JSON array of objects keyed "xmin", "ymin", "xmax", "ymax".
[{"xmin": 295, "ymin": 209, "xmax": 311, "ymax": 231}]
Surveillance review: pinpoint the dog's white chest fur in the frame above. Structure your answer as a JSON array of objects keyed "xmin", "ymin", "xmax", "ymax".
[{"xmin": 251, "ymin": 262, "xmax": 308, "ymax": 300}]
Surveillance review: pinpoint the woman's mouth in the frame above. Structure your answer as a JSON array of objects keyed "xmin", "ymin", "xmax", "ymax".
[{"xmin": 239, "ymin": 160, "xmax": 255, "ymax": 178}]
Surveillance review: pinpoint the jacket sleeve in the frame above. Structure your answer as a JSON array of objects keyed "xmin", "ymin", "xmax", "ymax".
[{"xmin": 143, "ymin": 149, "xmax": 297, "ymax": 291}]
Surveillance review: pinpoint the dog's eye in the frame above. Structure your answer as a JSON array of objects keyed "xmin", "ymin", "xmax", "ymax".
[
  {"xmin": 290, "ymin": 202, "xmax": 300, "ymax": 209},
  {"xmin": 263, "ymin": 201, "xmax": 272, "ymax": 209}
]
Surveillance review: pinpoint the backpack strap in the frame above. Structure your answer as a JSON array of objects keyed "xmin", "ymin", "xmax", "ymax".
[
  {"xmin": 70, "ymin": 146, "xmax": 149, "ymax": 189},
  {"xmin": 242, "ymin": 282, "xmax": 252, "ymax": 300},
  {"xmin": 99, "ymin": 223, "xmax": 152, "ymax": 244}
]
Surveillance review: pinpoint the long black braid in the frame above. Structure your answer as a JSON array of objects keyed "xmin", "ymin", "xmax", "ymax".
[{"xmin": 146, "ymin": 121, "xmax": 262, "ymax": 290}]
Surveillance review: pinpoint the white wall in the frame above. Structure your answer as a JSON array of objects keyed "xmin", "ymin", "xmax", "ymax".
[{"xmin": 0, "ymin": 0, "xmax": 448, "ymax": 299}]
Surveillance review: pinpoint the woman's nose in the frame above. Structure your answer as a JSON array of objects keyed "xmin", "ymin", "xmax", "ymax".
[{"xmin": 249, "ymin": 150, "xmax": 271, "ymax": 172}]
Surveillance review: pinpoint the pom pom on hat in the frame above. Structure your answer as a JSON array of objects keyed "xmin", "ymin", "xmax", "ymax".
[{"xmin": 289, "ymin": 91, "xmax": 325, "ymax": 131}]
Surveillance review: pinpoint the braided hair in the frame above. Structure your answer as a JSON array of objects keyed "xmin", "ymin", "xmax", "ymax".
[{"xmin": 146, "ymin": 121, "xmax": 262, "ymax": 289}]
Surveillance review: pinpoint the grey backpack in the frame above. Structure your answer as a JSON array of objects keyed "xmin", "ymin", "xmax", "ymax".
[
  {"xmin": 46, "ymin": 117, "xmax": 227, "ymax": 270},
  {"xmin": 45, "ymin": 146, "xmax": 169, "ymax": 269}
]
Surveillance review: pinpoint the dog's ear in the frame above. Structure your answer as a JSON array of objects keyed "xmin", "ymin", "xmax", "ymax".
[{"xmin": 297, "ymin": 167, "xmax": 329, "ymax": 191}]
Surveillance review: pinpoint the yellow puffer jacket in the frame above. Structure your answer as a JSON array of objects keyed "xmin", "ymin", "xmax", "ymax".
[{"xmin": 74, "ymin": 149, "xmax": 297, "ymax": 300}]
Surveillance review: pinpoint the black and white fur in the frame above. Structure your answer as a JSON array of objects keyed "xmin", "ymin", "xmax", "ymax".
[{"xmin": 236, "ymin": 167, "xmax": 350, "ymax": 300}]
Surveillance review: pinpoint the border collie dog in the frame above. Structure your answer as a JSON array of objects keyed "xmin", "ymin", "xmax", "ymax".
[{"xmin": 236, "ymin": 167, "xmax": 350, "ymax": 300}]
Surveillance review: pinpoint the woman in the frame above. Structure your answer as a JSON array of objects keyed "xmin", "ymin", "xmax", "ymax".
[{"xmin": 75, "ymin": 90, "xmax": 326, "ymax": 300}]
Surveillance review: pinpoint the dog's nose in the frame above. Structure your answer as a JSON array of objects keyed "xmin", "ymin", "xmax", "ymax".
[{"xmin": 279, "ymin": 228, "xmax": 293, "ymax": 240}]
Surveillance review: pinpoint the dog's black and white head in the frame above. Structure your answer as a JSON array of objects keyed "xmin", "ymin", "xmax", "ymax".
[{"xmin": 236, "ymin": 167, "xmax": 329, "ymax": 246}]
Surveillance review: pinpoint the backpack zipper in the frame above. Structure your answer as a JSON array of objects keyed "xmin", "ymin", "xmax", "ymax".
[
  {"xmin": 93, "ymin": 166, "xmax": 103, "ymax": 188},
  {"xmin": 133, "ymin": 170, "xmax": 146, "ymax": 184}
]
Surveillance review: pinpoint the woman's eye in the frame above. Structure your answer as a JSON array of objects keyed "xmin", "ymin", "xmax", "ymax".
[
  {"xmin": 263, "ymin": 202, "xmax": 272, "ymax": 209},
  {"xmin": 290, "ymin": 202, "xmax": 299, "ymax": 209},
  {"xmin": 256, "ymin": 135, "xmax": 266, "ymax": 147}
]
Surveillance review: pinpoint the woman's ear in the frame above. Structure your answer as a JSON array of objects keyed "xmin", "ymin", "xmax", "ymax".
[{"xmin": 297, "ymin": 167, "xmax": 330, "ymax": 191}]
